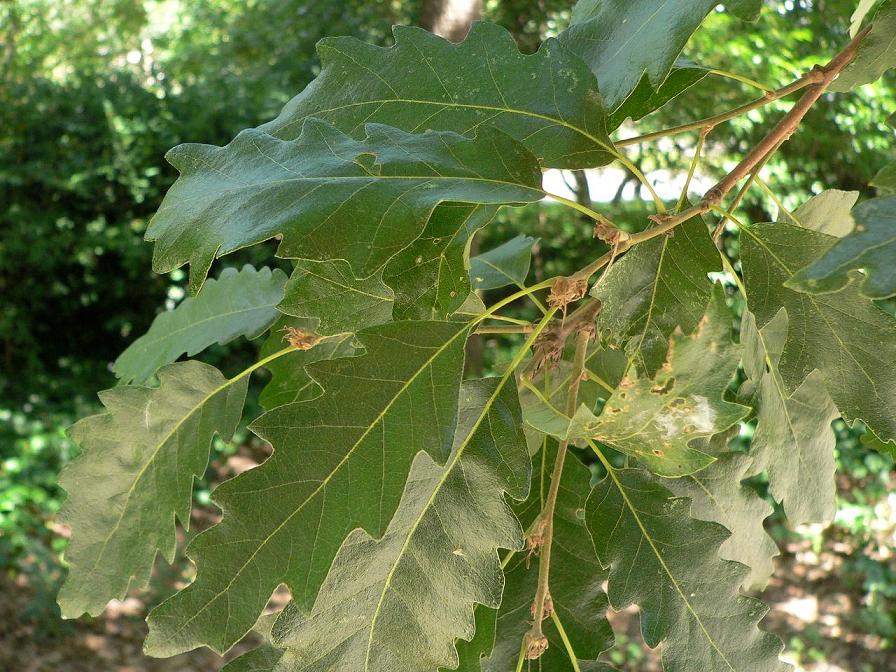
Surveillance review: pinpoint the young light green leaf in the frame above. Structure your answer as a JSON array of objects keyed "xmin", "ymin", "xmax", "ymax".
[
  {"xmin": 591, "ymin": 218, "xmax": 719, "ymax": 376},
  {"xmin": 850, "ymin": 0, "xmax": 880, "ymax": 36},
  {"xmin": 470, "ymin": 234, "xmax": 536, "ymax": 290},
  {"xmin": 586, "ymin": 467, "xmax": 789, "ymax": 672},
  {"xmin": 146, "ymin": 120, "xmax": 542, "ymax": 293},
  {"xmin": 740, "ymin": 222, "xmax": 896, "ymax": 443},
  {"xmin": 259, "ymin": 22, "xmax": 614, "ymax": 170},
  {"xmin": 579, "ymin": 287, "xmax": 747, "ymax": 478},
  {"xmin": 561, "ymin": 0, "xmax": 719, "ymax": 109},
  {"xmin": 257, "ymin": 315, "xmax": 355, "ymax": 411},
  {"xmin": 383, "ymin": 204, "xmax": 497, "ymax": 320},
  {"xmin": 830, "ymin": 0, "xmax": 896, "ymax": 91},
  {"xmin": 113, "ymin": 265, "xmax": 287, "ymax": 384},
  {"xmin": 780, "ymin": 189, "xmax": 858, "ymax": 237},
  {"xmin": 482, "ymin": 443, "xmax": 613, "ymax": 672},
  {"xmin": 145, "ymin": 321, "xmax": 470, "ymax": 657},
  {"xmin": 269, "ymin": 378, "xmax": 530, "ymax": 672},
  {"xmin": 664, "ymin": 451, "xmax": 778, "ymax": 591},
  {"xmin": 607, "ymin": 61, "xmax": 709, "ymax": 130},
  {"xmin": 58, "ymin": 361, "xmax": 248, "ymax": 618},
  {"xmin": 278, "ymin": 260, "xmax": 394, "ymax": 335},
  {"xmin": 787, "ymin": 196, "xmax": 896, "ymax": 299},
  {"xmin": 871, "ymin": 161, "xmax": 896, "ymax": 195},
  {"xmin": 740, "ymin": 309, "xmax": 839, "ymax": 527}
]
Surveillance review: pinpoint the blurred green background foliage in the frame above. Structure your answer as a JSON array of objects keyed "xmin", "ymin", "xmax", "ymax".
[{"xmin": 1, "ymin": 1, "xmax": 893, "ymax": 669}]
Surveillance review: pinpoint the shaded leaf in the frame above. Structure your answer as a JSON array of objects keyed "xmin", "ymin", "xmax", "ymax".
[
  {"xmin": 575, "ymin": 287, "xmax": 747, "ymax": 477},
  {"xmin": 591, "ymin": 218, "xmax": 719, "ymax": 375},
  {"xmin": 780, "ymin": 189, "xmax": 858, "ymax": 237},
  {"xmin": 113, "ymin": 265, "xmax": 286, "ymax": 384},
  {"xmin": 278, "ymin": 260, "xmax": 394, "ymax": 334},
  {"xmin": 607, "ymin": 61, "xmax": 709, "ymax": 130},
  {"xmin": 383, "ymin": 204, "xmax": 497, "ymax": 320},
  {"xmin": 788, "ymin": 195, "xmax": 896, "ymax": 299},
  {"xmin": 470, "ymin": 234, "xmax": 536, "ymax": 290},
  {"xmin": 220, "ymin": 614, "xmax": 285, "ymax": 672},
  {"xmin": 146, "ymin": 120, "xmax": 542, "ymax": 293},
  {"xmin": 58, "ymin": 361, "xmax": 247, "ymax": 617},
  {"xmin": 830, "ymin": 0, "xmax": 896, "ymax": 91},
  {"xmin": 871, "ymin": 161, "xmax": 896, "ymax": 195},
  {"xmin": 726, "ymin": 0, "xmax": 764, "ymax": 21},
  {"xmin": 269, "ymin": 378, "xmax": 530, "ymax": 672},
  {"xmin": 482, "ymin": 443, "xmax": 613, "ymax": 672},
  {"xmin": 145, "ymin": 321, "xmax": 470, "ymax": 656},
  {"xmin": 444, "ymin": 608, "xmax": 498, "ymax": 672},
  {"xmin": 740, "ymin": 221, "xmax": 896, "ymax": 443},
  {"xmin": 664, "ymin": 451, "xmax": 778, "ymax": 591},
  {"xmin": 740, "ymin": 309, "xmax": 839, "ymax": 526},
  {"xmin": 586, "ymin": 467, "xmax": 789, "ymax": 672},
  {"xmin": 260, "ymin": 22, "xmax": 615, "ymax": 170},
  {"xmin": 561, "ymin": 0, "xmax": 719, "ymax": 109}
]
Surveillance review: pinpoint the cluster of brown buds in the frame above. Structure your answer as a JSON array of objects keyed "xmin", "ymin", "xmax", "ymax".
[
  {"xmin": 593, "ymin": 219, "xmax": 629, "ymax": 246},
  {"xmin": 282, "ymin": 326, "xmax": 322, "ymax": 350},
  {"xmin": 547, "ymin": 276, "xmax": 588, "ymax": 314}
]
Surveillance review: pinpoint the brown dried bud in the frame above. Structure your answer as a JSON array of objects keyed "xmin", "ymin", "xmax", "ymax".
[
  {"xmin": 283, "ymin": 327, "xmax": 322, "ymax": 350},
  {"xmin": 593, "ymin": 220, "xmax": 629, "ymax": 246},
  {"xmin": 525, "ymin": 633, "xmax": 549, "ymax": 659},
  {"xmin": 547, "ymin": 276, "xmax": 588, "ymax": 312}
]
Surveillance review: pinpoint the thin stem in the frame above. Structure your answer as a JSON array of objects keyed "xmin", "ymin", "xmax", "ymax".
[
  {"xmin": 544, "ymin": 191, "xmax": 611, "ymax": 224},
  {"xmin": 551, "ymin": 611, "xmax": 583, "ymax": 672},
  {"xmin": 717, "ymin": 247, "xmax": 748, "ymax": 299},
  {"xmin": 486, "ymin": 314, "xmax": 533, "ymax": 326},
  {"xmin": 676, "ymin": 128, "xmax": 709, "ymax": 212},
  {"xmin": 611, "ymin": 151, "xmax": 666, "ymax": 213},
  {"xmin": 709, "ymin": 68, "xmax": 773, "ymax": 93},
  {"xmin": 756, "ymin": 176, "xmax": 799, "ymax": 223},
  {"xmin": 527, "ymin": 330, "xmax": 590, "ymax": 653},
  {"xmin": 475, "ymin": 324, "xmax": 534, "ymax": 335},
  {"xmin": 515, "ymin": 638, "xmax": 527, "ymax": 672}
]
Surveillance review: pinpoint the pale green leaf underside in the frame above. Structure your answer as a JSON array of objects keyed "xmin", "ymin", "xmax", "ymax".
[
  {"xmin": 260, "ymin": 22, "xmax": 614, "ymax": 170},
  {"xmin": 780, "ymin": 189, "xmax": 857, "ymax": 238},
  {"xmin": 279, "ymin": 259, "xmax": 394, "ymax": 335},
  {"xmin": 470, "ymin": 234, "xmax": 536, "ymax": 290},
  {"xmin": 740, "ymin": 222, "xmax": 896, "ymax": 443},
  {"xmin": 383, "ymin": 203, "xmax": 498, "ymax": 320},
  {"xmin": 113, "ymin": 265, "xmax": 287, "ymax": 384},
  {"xmin": 740, "ymin": 309, "xmax": 839, "ymax": 528},
  {"xmin": 145, "ymin": 321, "xmax": 470, "ymax": 657},
  {"xmin": 561, "ymin": 0, "xmax": 719, "ymax": 109},
  {"xmin": 788, "ymin": 195, "xmax": 896, "ymax": 299},
  {"xmin": 830, "ymin": 0, "xmax": 896, "ymax": 92},
  {"xmin": 592, "ymin": 218, "xmax": 719, "ymax": 376},
  {"xmin": 270, "ymin": 378, "xmax": 529, "ymax": 672},
  {"xmin": 586, "ymin": 467, "xmax": 789, "ymax": 672},
  {"xmin": 483, "ymin": 442, "xmax": 612, "ymax": 672},
  {"xmin": 59, "ymin": 361, "xmax": 247, "ymax": 618},
  {"xmin": 146, "ymin": 120, "xmax": 542, "ymax": 293}
]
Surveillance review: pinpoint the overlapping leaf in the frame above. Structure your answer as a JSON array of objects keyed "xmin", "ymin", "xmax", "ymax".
[
  {"xmin": 144, "ymin": 321, "xmax": 470, "ymax": 656},
  {"xmin": 871, "ymin": 161, "xmax": 896, "ymax": 194},
  {"xmin": 383, "ymin": 204, "xmax": 497, "ymax": 320},
  {"xmin": 607, "ymin": 61, "xmax": 708, "ymax": 130},
  {"xmin": 830, "ymin": 0, "xmax": 896, "ymax": 92},
  {"xmin": 591, "ymin": 218, "xmax": 719, "ymax": 375},
  {"xmin": 664, "ymin": 450, "xmax": 778, "ymax": 591},
  {"xmin": 788, "ymin": 195, "xmax": 896, "ymax": 299},
  {"xmin": 278, "ymin": 260, "xmax": 394, "ymax": 334},
  {"xmin": 470, "ymin": 234, "xmax": 536, "ymax": 290},
  {"xmin": 58, "ymin": 361, "xmax": 247, "ymax": 617},
  {"xmin": 740, "ymin": 221, "xmax": 896, "ymax": 443},
  {"xmin": 268, "ymin": 378, "xmax": 530, "ymax": 672},
  {"xmin": 481, "ymin": 442, "xmax": 613, "ymax": 671},
  {"xmin": 113, "ymin": 265, "xmax": 286, "ymax": 384},
  {"xmin": 575, "ymin": 288, "xmax": 747, "ymax": 477},
  {"xmin": 561, "ymin": 0, "xmax": 720, "ymax": 109},
  {"xmin": 780, "ymin": 189, "xmax": 857, "ymax": 237},
  {"xmin": 740, "ymin": 309, "xmax": 839, "ymax": 526},
  {"xmin": 258, "ymin": 22, "xmax": 614, "ymax": 170},
  {"xmin": 586, "ymin": 467, "xmax": 789, "ymax": 672},
  {"xmin": 146, "ymin": 120, "xmax": 542, "ymax": 293}
]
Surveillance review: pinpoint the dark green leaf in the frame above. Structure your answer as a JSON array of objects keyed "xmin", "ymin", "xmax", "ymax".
[
  {"xmin": 482, "ymin": 443, "xmax": 613, "ymax": 672},
  {"xmin": 259, "ymin": 22, "xmax": 614, "ymax": 170},
  {"xmin": 470, "ymin": 234, "xmax": 537, "ymax": 290},
  {"xmin": 788, "ymin": 196, "xmax": 896, "ymax": 299},
  {"xmin": 383, "ymin": 204, "xmax": 497, "ymax": 320},
  {"xmin": 607, "ymin": 62, "xmax": 709, "ymax": 130},
  {"xmin": 113, "ymin": 265, "xmax": 286, "ymax": 384},
  {"xmin": 586, "ymin": 467, "xmax": 789, "ymax": 671},
  {"xmin": 278, "ymin": 260, "xmax": 394, "ymax": 334},
  {"xmin": 146, "ymin": 121, "xmax": 542, "ymax": 293},
  {"xmin": 145, "ymin": 321, "xmax": 470, "ymax": 656},
  {"xmin": 740, "ymin": 309, "xmax": 839, "ymax": 527},
  {"xmin": 269, "ymin": 378, "xmax": 530, "ymax": 672},
  {"xmin": 591, "ymin": 218, "xmax": 719, "ymax": 375},
  {"xmin": 561, "ymin": 0, "xmax": 719, "ymax": 109},
  {"xmin": 830, "ymin": 0, "xmax": 896, "ymax": 92},
  {"xmin": 740, "ymin": 222, "xmax": 896, "ymax": 443},
  {"xmin": 58, "ymin": 361, "xmax": 247, "ymax": 617}
]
